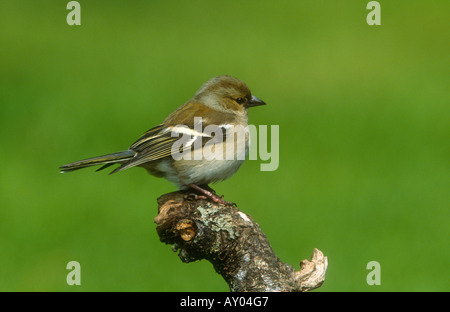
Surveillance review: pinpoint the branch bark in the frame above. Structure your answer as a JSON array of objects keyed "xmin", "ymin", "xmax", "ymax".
[{"xmin": 154, "ymin": 191, "xmax": 328, "ymax": 292}]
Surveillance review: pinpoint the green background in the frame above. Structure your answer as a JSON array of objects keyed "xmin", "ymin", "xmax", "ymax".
[{"xmin": 0, "ymin": 0, "xmax": 448, "ymax": 291}]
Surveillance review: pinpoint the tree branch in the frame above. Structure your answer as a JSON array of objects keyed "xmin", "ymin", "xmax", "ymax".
[{"xmin": 154, "ymin": 191, "xmax": 328, "ymax": 292}]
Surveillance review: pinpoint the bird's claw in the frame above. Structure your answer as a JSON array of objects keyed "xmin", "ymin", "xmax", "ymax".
[{"xmin": 184, "ymin": 193, "xmax": 207, "ymax": 201}]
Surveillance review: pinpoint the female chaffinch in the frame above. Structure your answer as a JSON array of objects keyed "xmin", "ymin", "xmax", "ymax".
[{"xmin": 60, "ymin": 75, "xmax": 265, "ymax": 205}]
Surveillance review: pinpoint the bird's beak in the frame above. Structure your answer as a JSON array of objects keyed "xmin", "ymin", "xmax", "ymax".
[{"xmin": 246, "ymin": 95, "xmax": 266, "ymax": 108}]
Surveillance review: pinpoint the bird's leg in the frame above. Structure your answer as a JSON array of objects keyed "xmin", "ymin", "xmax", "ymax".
[
  {"xmin": 187, "ymin": 184, "xmax": 236, "ymax": 206},
  {"xmin": 202, "ymin": 185, "xmax": 217, "ymax": 195}
]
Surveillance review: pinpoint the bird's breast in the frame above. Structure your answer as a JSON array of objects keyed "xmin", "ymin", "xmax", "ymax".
[{"xmin": 173, "ymin": 125, "xmax": 249, "ymax": 186}]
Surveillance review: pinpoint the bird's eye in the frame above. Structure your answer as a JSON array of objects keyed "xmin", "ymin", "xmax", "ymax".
[{"xmin": 235, "ymin": 97, "xmax": 246, "ymax": 104}]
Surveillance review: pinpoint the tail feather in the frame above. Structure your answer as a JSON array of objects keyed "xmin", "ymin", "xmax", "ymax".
[
  {"xmin": 59, "ymin": 150, "xmax": 135, "ymax": 173},
  {"xmin": 95, "ymin": 163, "xmax": 115, "ymax": 172}
]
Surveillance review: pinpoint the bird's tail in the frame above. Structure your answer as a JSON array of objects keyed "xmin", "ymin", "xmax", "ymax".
[{"xmin": 59, "ymin": 150, "xmax": 135, "ymax": 173}]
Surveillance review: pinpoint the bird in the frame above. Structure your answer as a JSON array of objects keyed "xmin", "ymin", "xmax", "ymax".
[{"xmin": 59, "ymin": 75, "xmax": 265, "ymax": 205}]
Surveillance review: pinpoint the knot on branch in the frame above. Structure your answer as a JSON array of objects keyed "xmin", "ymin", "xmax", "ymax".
[{"xmin": 154, "ymin": 191, "xmax": 327, "ymax": 292}]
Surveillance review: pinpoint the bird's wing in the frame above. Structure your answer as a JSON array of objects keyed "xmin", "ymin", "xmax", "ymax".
[
  {"xmin": 110, "ymin": 103, "xmax": 236, "ymax": 174},
  {"xmin": 109, "ymin": 124, "xmax": 181, "ymax": 174}
]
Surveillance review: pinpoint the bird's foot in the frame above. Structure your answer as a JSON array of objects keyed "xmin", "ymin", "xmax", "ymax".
[
  {"xmin": 184, "ymin": 193, "xmax": 208, "ymax": 201},
  {"xmin": 187, "ymin": 184, "xmax": 236, "ymax": 207},
  {"xmin": 208, "ymin": 193, "xmax": 237, "ymax": 207}
]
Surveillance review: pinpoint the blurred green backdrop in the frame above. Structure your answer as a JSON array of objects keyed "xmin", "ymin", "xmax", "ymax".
[{"xmin": 0, "ymin": 0, "xmax": 448, "ymax": 291}]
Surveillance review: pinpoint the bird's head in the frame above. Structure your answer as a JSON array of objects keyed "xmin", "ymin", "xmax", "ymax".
[{"xmin": 194, "ymin": 75, "xmax": 265, "ymax": 114}]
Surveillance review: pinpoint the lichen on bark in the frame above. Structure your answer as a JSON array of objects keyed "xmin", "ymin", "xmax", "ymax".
[{"xmin": 154, "ymin": 191, "xmax": 327, "ymax": 292}]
